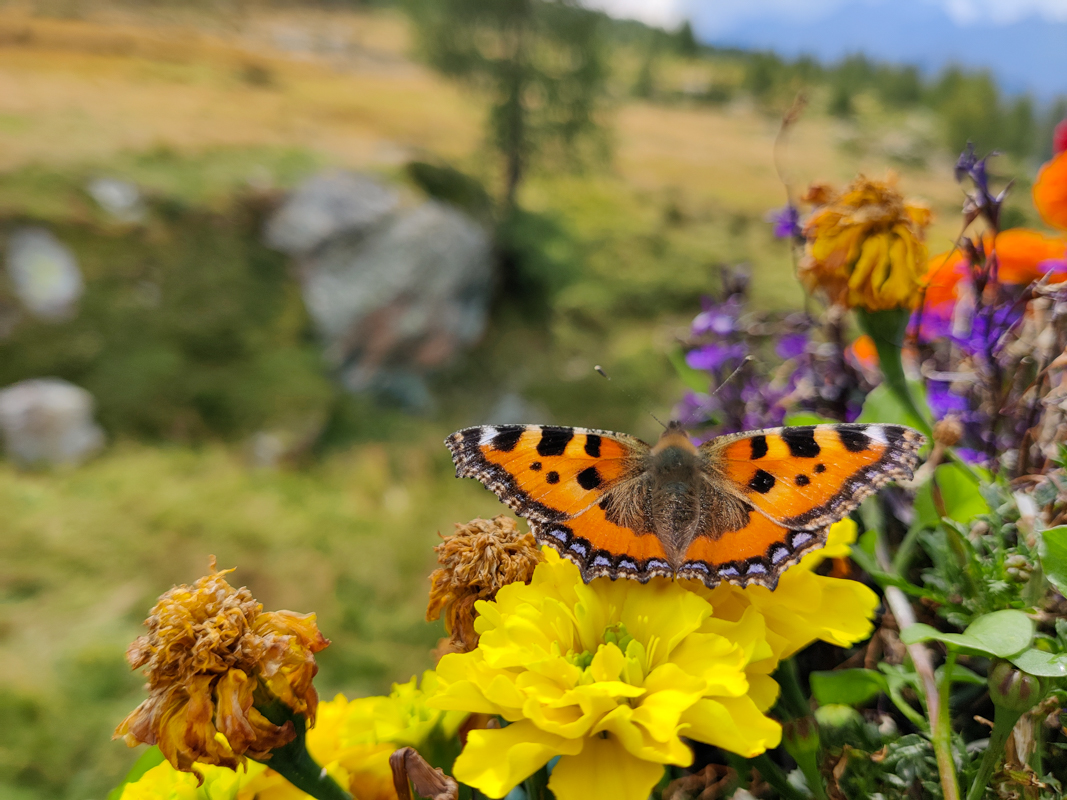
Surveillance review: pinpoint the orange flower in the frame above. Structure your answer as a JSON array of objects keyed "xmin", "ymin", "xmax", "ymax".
[
  {"xmin": 114, "ymin": 559, "xmax": 329, "ymax": 778},
  {"xmin": 925, "ymin": 229, "xmax": 1067, "ymax": 305},
  {"xmin": 846, "ymin": 334, "xmax": 878, "ymax": 372},
  {"xmin": 1034, "ymin": 150, "xmax": 1067, "ymax": 232}
]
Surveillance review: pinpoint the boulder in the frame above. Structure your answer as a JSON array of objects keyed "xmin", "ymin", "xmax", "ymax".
[
  {"xmin": 0, "ymin": 378, "xmax": 105, "ymax": 467},
  {"xmin": 265, "ymin": 171, "xmax": 399, "ymax": 256},
  {"xmin": 87, "ymin": 177, "xmax": 146, "ymax": 223},
  {"xmin": 300, "ymin": 200, "xmax": 493, "ymax": 403},
  {"xmin": 6, "ymin": 227, "xmax": 83, "ymax": 320}
]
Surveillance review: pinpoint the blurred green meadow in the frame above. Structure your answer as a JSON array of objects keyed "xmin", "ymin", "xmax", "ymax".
[{"xmin": 0, "ymin": 3, "xmax": 1059, "ymax": 799}]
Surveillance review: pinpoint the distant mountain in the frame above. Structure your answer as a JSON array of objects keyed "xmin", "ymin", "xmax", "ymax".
[{"xmin": 689, "ymin": 1, "xmax": 1067, "ymax": 100}]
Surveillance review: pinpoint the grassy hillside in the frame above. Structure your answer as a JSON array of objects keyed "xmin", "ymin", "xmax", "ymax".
[{"xmin": 0, "ymin": 5, "xmax": 1043, "ymax": 799}]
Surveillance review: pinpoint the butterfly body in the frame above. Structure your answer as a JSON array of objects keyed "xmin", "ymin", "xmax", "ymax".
[{"xmin": 446, "ymin": 421, "xmax": 924, "ymax": 589}]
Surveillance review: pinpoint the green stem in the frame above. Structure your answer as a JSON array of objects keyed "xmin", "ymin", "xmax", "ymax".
[
  {"xmin": 750, "ymin": 754, "xmax": 809, "ymax": 800},
  {"xmin": 254, "ymin": 702, "xmax": 351, "ymax": 800},
  {"xmin": 965, "ymin": 705, "xmax": 1024, "ymax": 800},
  {"xmin": 856, "ymin": 308, "xmax": 933, "ymax": 436},
  {"xmin": 774, "ymin": 659, "xmax": 811, "ymax": 720},
  {"xmin": 790, "ymin": 741, "xmax": 829, "ymax": 800},
  {"xmin": 523, "ymin": 764, "xmax": 551, "ymax": 800}
]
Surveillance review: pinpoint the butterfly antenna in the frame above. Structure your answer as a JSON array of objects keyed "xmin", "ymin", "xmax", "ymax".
[
  {"xmin": 594, "ymin": 365, "xmax": 667, "ymax": 430},
  {"xmin": 711, "ymin": 355, "xmax": 754, "ymax": 397}
]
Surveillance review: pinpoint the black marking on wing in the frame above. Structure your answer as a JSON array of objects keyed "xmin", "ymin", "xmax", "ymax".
[
  {"xmin": 537, "ymin": 428, "xmax": 574, "ymax": 456},
  {"xmin": 782, "ymin": 427, "xmax": 820, "ymax": 458}
]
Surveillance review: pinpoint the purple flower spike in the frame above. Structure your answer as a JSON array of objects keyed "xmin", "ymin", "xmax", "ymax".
[
  {"xmin": 686, "ymin": 342, "xmax": 746, "ymax": 372},
  {"xmin": 776, "ymin": 332, "xmax": 808, "ymax": 360},
  {"xmin": 767, "ymin": 204, "xmax": 802, "ymax": 240}
]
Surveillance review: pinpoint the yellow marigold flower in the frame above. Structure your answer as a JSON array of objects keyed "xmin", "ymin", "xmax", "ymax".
[
  {"xmin": 428, "ymin": 549, "xmax": 782, "ymax": 800},
  {"xmin": 114, "ymin": 560, "xmax": 330, "ymax": 777},
  {"xmin": 242, "ymin": 671, "xmax": 467, "ymax": 800},
  {"xmin": 696, "ymin": 519, "xmax": 879, "ymax": 664},
  {"xmin": 799, "ymin": 175, "xmax": 931, "ymax": 311},
  {"xmin": 117, "ymin": 759, "xmax": 266, "ymax": 800},
  {"xmin": 427, "ymin": 516, "xmax": 543, "ymax": 652}
]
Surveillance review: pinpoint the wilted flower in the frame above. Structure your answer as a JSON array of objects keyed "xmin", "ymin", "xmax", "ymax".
[
  {"xmin": 429, "ymin": 519, "xmax": 876, "ymax": 800},
  {"xmin": 426, "ymin": 516, "xmax": 543, "ymax": 652},
  {"xmin": 799, "ymin": 175, "xmax": 931, "ymax": 311},
  {"xmin": 114, "ymin": 559, "xmax": 329, "ymax": 777}
]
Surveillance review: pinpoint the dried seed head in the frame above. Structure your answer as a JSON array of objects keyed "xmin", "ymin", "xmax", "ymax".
[{"xmin": 426, "ymin": 516, "xmax": 542, "ymax": 652}]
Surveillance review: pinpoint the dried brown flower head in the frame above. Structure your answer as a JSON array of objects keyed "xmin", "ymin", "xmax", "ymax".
[
  {"xmin": 426, "ymin": 516, "xmax": 542, "ymax": 652},
  {"xmin": 114, "ymin": 558, "xmax": 329, "ymax": 778},
  {"xmin": 799, "ymin": 174, "xmax": 932, "ymax": 311}
]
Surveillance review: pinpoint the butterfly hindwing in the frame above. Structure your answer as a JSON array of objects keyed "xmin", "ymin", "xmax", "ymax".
[
  {"xmin": 531, "ymin": 505, "xmax": 673, "ymax": 585},
  {"xmin": 705, "ymin": 423, "xmax": 924, "ymax": 531},
  {"xmin": 445, "ymin": 425, "xmax": 648, "ymax": 523},
  {"xmin": 680, "ymin": 514, "xmax": 829, "ymax": 587}
]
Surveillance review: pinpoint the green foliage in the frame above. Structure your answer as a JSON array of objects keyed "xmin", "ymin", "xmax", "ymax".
[
  {"xmin": 0, "ymin": 196, "xmax": 333, "ymax": 441},
  {"xmin": 405, "ymin": 161, "xmax": 494, "ymax": 221},
  {"xmin": 1039, "ymin": 526, "xmax": 1067, "ymax": 597},
  {"xmin": 901, "ymin": 609, "xmax": 1034, "ymax": 657},
  {"xmin": 407, "ymin": 0, "xmax": 609, "ymax": 208}
]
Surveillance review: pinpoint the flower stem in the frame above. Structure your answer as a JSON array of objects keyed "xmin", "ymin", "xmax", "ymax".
[
  {"xmin": 856, "ymin": 307, "xmax": 932, "ymax": 436},
  {"xmin": 750, "ymin": 754, "xmax": 809, "ymax": 800},
  {"xmin": 965, "ymin": 705, "xmax": 1024, "ymax": 800},
  {"xmin": 254, "ymin": 702, "xmax": 351, "ymax": 800},
  {"xmin": 875, "ymin": 535, "xmax": 961, "ymax": 800}
]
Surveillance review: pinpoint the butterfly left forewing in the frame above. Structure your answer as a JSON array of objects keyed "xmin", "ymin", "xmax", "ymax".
[
  {"xmin": 703, "ymin": 423, "xmax": 925, "ymax": 531},
  {"xmin": 446, "ymin": 424, "xmax": 648, "ymax": 523}
]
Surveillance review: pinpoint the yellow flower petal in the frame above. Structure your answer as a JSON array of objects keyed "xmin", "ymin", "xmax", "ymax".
[
  {"xmin": 452, "ymin": 721, "xmax": 583, "ymax": 798},
  {"xmin": 680, "ymin": 695, "xmax": 783, "ymax": 757},
  {"xmin": 549, "ymin": 735, "xmax": 667, "ymax": 800}
]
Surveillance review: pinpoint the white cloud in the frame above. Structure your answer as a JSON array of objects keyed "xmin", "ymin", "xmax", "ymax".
[
  {"xmin": 941, "ymin": 0, "xmax": 1067, "ymax": 24},
  {"xmin": 586, "ymin": 0, "xmax": 1067, "ymax": 30},
  {"xmin": 582, "ymin": 0, "xmax": 687, "ymax": 28}
]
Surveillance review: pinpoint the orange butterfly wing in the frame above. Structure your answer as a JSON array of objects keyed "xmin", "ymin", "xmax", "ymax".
[
  {"xmin": 446, "ymin": 425, "xmax": 672, "ymax": 581},
  {"xmin": 678, "ymin": 423, "xmax": 925, "ymax": 587},
  {"xmin": 708, "ymin": 424, "xmax": 924, "ymax": 529}
]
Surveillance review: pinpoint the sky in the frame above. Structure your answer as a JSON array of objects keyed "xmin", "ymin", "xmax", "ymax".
[
  {"xmin": 585, "ymin": 0, "xmax": 1067, "ymax": 29},
  {"xmin": 584, "ymin": 0, "xmax": 1067, "ymax": 99}
]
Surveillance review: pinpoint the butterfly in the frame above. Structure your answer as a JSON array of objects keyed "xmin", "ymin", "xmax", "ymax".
[{"xmin": 446, "ymin": 421, "xmax": 925, "ymax": 589}]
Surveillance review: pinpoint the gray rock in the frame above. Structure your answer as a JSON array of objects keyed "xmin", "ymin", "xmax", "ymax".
[
  {"xmin": 265, "ymin": 171, "xmax": 399, "ymax": 256},
  {"xmin": 0, "ymin": 378, "xmax": 105, "ymax": 467},
  {"xmin": 87, "ymin": 177, "xmax": 146, "ymax": 223},
  {"xmin": 299, "ymin": 200, "xmax": 493, "ymax": 400},
  {"xmin": 6, "ymin": 227, "xmax": 83, "ymax": 320}
]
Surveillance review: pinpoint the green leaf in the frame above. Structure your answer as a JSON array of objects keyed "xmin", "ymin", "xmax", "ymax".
[
  {"xmin": 107, "ymin": 746, "xmax": 165, "ymax": 800},
  {"xmin": 900, "ymin": 610, "xmax": 1034, "ymax": 657},
  {"xmin": 877, "ymin": 663, "xmax": 929, "ymax": 729},
  {"xmin": 857, "ymin": 383, "xmax": 929, "ymax": 430},
  {"xmin": 1039, "ymin": 526, "xmax": 1067, "ymax": 597},
  {"xmin": 810, "ymin": 669, "xmax": 888, "ymax": 706},
  {"xmin": 913, "ymin": 463, "xmax": 990, "ymax": 528},
  {"xmin": 935, "ymin": 662, "xmax": 986, "ymax": 686},
  {"xmin": 668, "ymin": 346, "xmax": 709, "ymax": 394},
  {"xmin": 1009, "ymin": 648, "xmax": 1067, "ymax": 678}
]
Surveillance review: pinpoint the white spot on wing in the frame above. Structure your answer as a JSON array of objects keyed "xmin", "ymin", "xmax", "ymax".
[
  {"xmin": 478, "ymin": 427, "xmax": 498, "ymax": 446},
  {"xmin": 867, "ymin": 426, "xmax": 888, "ymax": 445}
]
